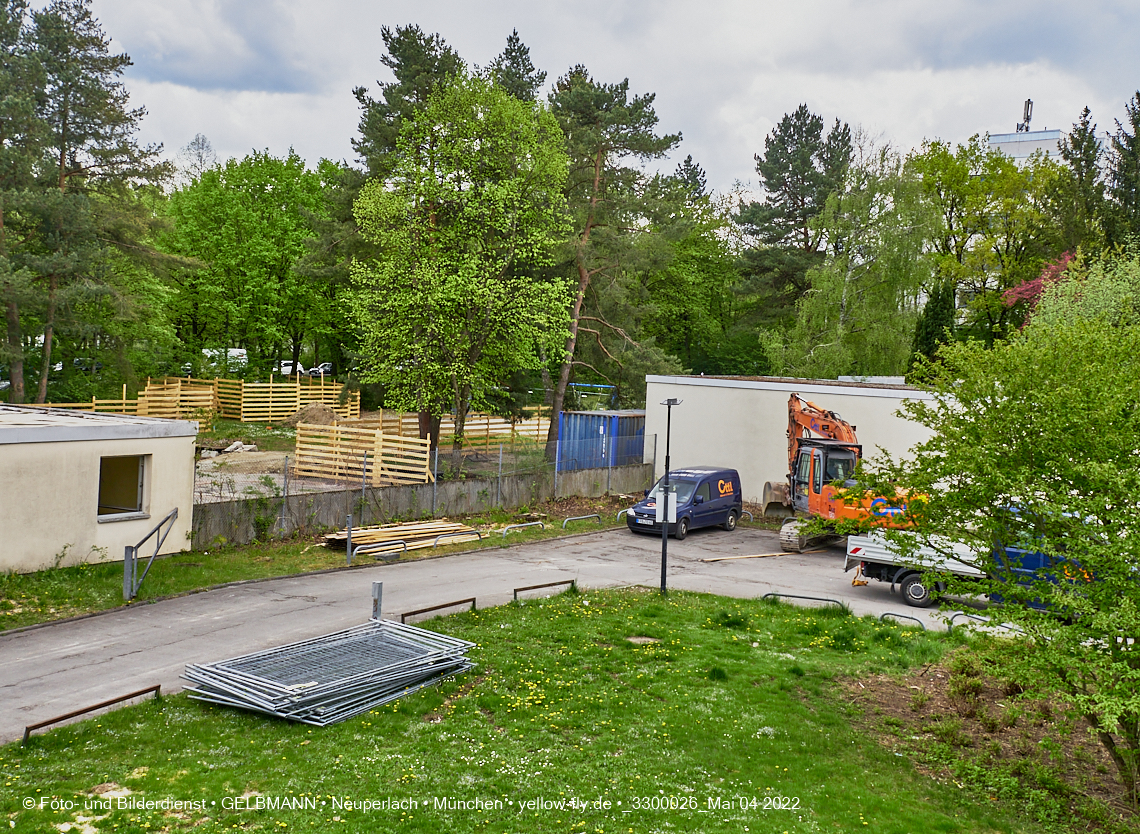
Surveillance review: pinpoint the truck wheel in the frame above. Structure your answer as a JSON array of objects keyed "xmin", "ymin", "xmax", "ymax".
[
  {"xmin": 674, "ymin": 517, "xmax": 689, "ymax": 540},
  {"xmin": 900, "ymin": 574, "xmax": 933, "ymax": 608},
  {"xmin": 723, "ymin": 510, "xmax": 738, "ymax": 532}
]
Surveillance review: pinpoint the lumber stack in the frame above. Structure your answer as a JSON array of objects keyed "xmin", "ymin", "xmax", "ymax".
[{"xmin": 325, "ymin": 519, "xmax": 480, "ymax": 556}]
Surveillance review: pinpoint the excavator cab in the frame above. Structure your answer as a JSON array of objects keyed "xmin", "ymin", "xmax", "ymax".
[{"xmin": 790, "ymin": 438, "xmax": 860, "ymax": 514}]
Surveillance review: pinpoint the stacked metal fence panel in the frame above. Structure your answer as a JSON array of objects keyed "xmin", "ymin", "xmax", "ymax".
[
  {"xmin": 183, "ymin": 620, "xmax": 474, "ymax": 726},
  {"xmin": 557, "ymin": 410, "xmax": 646, "ymax": 472}
]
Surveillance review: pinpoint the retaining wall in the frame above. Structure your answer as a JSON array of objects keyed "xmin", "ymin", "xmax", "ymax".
[{"xmin": 191, "ymin": 463, "xmax": 654, "ymax": 547}]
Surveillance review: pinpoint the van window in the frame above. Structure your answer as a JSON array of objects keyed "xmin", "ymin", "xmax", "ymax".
[
  {"xmin": 647, "ymin": 479, "xmax": 697, "ymax": 505},
  {"xmin": 812, "ymin": 452, "xmax": 823, "ymax": 494},
  {"xmin": 696, "ymin": 482, "xmax": 711, "ymax": 502}
]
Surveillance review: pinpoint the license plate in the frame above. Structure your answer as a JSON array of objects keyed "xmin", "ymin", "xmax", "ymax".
[{"xmin": 636, "ymin": 518, "xmax": 652, "ymax": 525}]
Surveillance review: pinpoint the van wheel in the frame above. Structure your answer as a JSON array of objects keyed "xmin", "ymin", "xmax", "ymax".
[
  {"xmin": 674, "ymin": 517, "xmax": 689, "ymax": 540},
  {"xmin": 900, "ymin": 574, "xmax": 933, "ymax": 608},
  {"xmin": 723, "ymin": 510, "xmax": 738, "ymax": 532}
]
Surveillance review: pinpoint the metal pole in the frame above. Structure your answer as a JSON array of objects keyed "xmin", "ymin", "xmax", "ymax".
[
  {"xmin": 497, "ymin": 443, "xmax": 503, "ymax": 507},
  {"xmin": 346, "ymin": 514, "xmax": 353, "ymax": 566},
  {"xmin": 123, "ymin": 545, "xmax": 133, "ymax": 601},
  {"xmin": 371, "ymin": 581, "xmax": 383, "ymax": 620},
  {"xmin": 661, "ymin": 406, "xmax": 671, "ymax": 594},
  {"xmin": 361, "ymin": 450, "xmax": 368, "ymax": 525},
  {"xmin": 432, "ymin": 446, "xmax": 439, "ymax": 517}
]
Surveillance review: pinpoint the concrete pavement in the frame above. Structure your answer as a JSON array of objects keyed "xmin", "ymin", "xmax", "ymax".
[{"xmin": 0, "ymin": 525, "xmax": 948, "ymax": 744}]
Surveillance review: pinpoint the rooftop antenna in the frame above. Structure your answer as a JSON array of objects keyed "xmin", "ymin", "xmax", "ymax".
[{"xmin": 1016, "ymin": 98, "xmax": 1033, "ymax": 133}]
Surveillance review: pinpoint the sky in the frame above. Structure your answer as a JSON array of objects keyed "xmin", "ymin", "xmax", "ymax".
[{"xmin": 87, "ymin": 0, "xmax": 1140, "ymax": 194}]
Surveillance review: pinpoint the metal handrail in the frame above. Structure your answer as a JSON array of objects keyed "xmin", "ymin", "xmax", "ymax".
[
  {"xmin": 947, "ymin": 612, "xmax": 990, "ymax": 633},
  {"xmin": 741, "ymin": 510, "xmax": 754, "ymax": 522},
  {"xmin": 400, "ymin": 598, "xmax": 476, "ymax": 624},
  {"xmin": 514, "ymin": 579, "xmax": 576, "ymax": 601},
  {"xmin": 123, "ymin": 508, "xmax": 179, "ymax": 601},
  {"xmin": 502, "ymin": 522, "xmax": 545, "ymax": 537},
  {"xmin": 616, "ymin": 509, "xmax": 629, "ymax": 521},
  {"xmin": 562, "ymin": 514, "xmax": 601, "ymax": 529},
  {"xmin": 762, "ymin": 592, "xmax": 845, "ymax": 609},
  {"xmin": 351, "ymin": 540, "xmax": 408, "ymax": 562},
  {"xmin": 433, "ymin": 530, "xmax": 483, "ymax": 548},
  {"xmin": 879, "ymin": 612, "xmax": 927, "ymax": 630},
  {"xmin": 24, "ymin": 685, "xmax": 161, "ymax": 744}
]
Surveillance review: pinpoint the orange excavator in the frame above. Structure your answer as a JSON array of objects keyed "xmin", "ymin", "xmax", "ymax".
[{"xmin": 769, "ymin": 394, "xmax": 908, "ymax": 551}]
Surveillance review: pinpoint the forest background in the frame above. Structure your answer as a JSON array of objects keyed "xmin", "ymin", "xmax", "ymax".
[{"xmin": 4, "ymin": 0, "xmax": 1140, "ymax": 449}]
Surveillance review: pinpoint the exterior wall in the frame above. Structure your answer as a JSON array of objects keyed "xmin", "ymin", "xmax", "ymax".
[
  {"xmin": 193, "ymin": 463, "xmax": 655, "ymax": 547},
  {"xmin": 643, "ymin": 376, "xmax": 935, "ymax": 505},
  {"xmin": 0, "ymin": 434, "xmax": 195, "ymax": 572}
]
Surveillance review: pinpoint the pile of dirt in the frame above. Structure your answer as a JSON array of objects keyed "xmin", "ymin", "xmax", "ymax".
[
  {"xmin": 285, "ymin": 403, "xmax": 338, "ymax": 427},
  {"xmin": 846, "ymin": 654, "xmax": 1131, "ymax": 819}
]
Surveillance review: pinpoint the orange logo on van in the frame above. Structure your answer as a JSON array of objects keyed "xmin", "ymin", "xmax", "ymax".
[{"xmin": 717, "ymin": 479, "xmax": 734, "ymax": 496}]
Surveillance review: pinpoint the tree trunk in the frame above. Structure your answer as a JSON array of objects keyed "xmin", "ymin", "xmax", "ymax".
[
  {"xmin": 5, "ymin": 298, "xmax": 23, "ymax": 404},
  {"xmin": 0, "ymin": 195, "xmax": 24, "ymax": 404},
  {"xmin": 450, "ymin": 384, "xmax": 471, "ymax": 473},
  {"xmin": 417, "ymin": 411, "xmax": 441, "ymax": 451},
  {"xmin": 35, "ymin": 274, "xmax": 58, "ymax": 403}
]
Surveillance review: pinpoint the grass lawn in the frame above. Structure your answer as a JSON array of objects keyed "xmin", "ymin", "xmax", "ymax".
[
  {"xmin": 0, "ymin": 500, "xmax": 642, "ymax": 632},
  {"xmin": 2, "ymin": 588, "xmax": 1109, "ymax": 834}
]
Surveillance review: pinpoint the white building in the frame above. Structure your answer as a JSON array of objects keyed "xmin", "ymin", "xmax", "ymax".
[
  {"xmin": 0, "ymin": 406, "xmax": 196, "ymax": 572},
  {"xmin": 642, "ymin": 376, "xmax": 935, "ymax": 510},
  {"xmin": 988, "ymin": 129, "xmax": 1062, "ymax": 162}
]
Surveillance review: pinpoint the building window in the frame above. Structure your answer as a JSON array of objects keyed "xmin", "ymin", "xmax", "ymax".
[{"xmin": 98, "ymin": 455, "xmax": 147, "ymax": 518}]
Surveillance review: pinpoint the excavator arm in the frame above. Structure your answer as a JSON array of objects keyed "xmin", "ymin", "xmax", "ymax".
[{"xmin": 787, "ymin": 393, "xmax": 858, "ymax": 478}]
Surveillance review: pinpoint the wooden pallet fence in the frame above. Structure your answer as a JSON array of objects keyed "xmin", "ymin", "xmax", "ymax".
[
  {"xmin": 340, "ymin": 410, "xmax": 549, "ymax": 451},
  {"xmin": 294, "ymin": 423, "xmax": 432, "ymax": 486}
]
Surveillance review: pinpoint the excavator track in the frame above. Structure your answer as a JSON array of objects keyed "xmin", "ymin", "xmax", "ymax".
[{"xmin": 779, "ymin": 518, "xmax": 808, "ymax": 553}]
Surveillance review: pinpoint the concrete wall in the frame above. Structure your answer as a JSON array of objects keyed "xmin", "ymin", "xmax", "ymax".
[
  {"xmin": 192, "ymin": 463, "xmax": 655, "ymax": 547},
  {"xmin": 643, "ymin": 376, "xmax": 935, "ymax": 506},
  {"xmin": 0, "ymin": 434, "xmax": 195, "ymax": 572}
]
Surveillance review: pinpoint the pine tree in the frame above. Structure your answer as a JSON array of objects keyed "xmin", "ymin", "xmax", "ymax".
[
  {"xmin": 487, "ymin": 29, "xmax": 545, "ymax": 101},
  {"xmin": 909, "ymin": 278, "xmax": 956, "ymax": 375},
  {"xmin": 351, "ymin": 25, "xmax": 461, "ymax": 178},
  {"xmin": 1109, "ymin": 92, "xmax": 1140, "ymax": 245},
  {"xmin": 1056, "ymin": 106, "xmax": 1106, "ymax": 250}
]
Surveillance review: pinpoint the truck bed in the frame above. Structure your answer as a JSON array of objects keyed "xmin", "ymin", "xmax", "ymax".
[{"xmin": 845, "ymin": 533, "xmax": 986, "ymax": 578}]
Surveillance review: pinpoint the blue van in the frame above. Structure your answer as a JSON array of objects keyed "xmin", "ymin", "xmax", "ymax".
[{"xmin": 626, "ymin": 467, "xmax": 743, "ymax": 539}]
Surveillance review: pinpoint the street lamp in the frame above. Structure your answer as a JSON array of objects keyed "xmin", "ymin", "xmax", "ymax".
[{"xmin": 659, "ymin": 397, "xmax": 682, "ymax": 594}]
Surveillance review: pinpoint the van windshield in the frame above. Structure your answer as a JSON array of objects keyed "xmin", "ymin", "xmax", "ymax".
[{"xmin": 646, "ymin": 479, "xmax": 697, "ymax": 504}]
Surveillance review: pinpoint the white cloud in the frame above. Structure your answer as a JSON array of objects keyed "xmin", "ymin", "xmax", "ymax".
[{"xmin": 92, "ymin": 0, "xmax": 1140, "ymax": 191}]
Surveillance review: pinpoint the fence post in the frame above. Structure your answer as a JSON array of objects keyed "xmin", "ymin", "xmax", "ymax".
[
  {"xmin": 497, "ymin": 443, "xmax": 503, "ymax": 507},
  {"xmin": 346, "ymin": 514, "xmax": 353, "ymax": 566},
  {"xmin": 280, "ymin": 454, "xmax": 289, "ymax": 537},
  {"xmin": 432, "ymin": 446, "xmax": 439, "ymax": 517}
]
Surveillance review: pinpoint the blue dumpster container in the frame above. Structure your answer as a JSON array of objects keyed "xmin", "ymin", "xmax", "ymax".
[{"xmin": 557, "ymin": 410, "xmax": 646, "ymax": 472}]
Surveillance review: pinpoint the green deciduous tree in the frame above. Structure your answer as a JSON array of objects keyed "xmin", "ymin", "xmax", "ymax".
[
  {"xmin": 351, "ymin": 71, "xmax": 571, "ymax": 467},
  {"xmin": 762, "ymin": 139, "xmax": 927, "ymax": 378},
  {"xmin": 865, "ymin": 318, "xmax": 1140, "ymax": 803},
  {"xmin": 907, "ymin": 136, "xmax": 1064, "ymax": 344},
  {"xmin": 161, "ymin": 150, "xmax": 326, "ymax": 375}
]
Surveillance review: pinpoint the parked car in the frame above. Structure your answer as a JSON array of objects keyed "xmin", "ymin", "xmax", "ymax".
[
  {"xmin": 275, "ymin": 361, "xmax": 305, "ymax": 376},
  {"xmin": 626, "ymin": 467, "xmax": 743, "ymax": 540},
  {"xmin": 308, "ymin": 362, "xmax": 333, "ymax": 377}
]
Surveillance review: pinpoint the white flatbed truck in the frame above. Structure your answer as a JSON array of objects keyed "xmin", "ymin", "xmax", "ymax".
[{"xmin": 845, "ymin": 532, "xmax": 986, "ymax": 608}]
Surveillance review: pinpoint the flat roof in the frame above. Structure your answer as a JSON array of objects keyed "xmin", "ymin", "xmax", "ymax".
[
  {"xmin": 0, "ymin": 406, "xmax": 198, "ymax": 445},
  {"xmin": 645, "ymin": 375, "xmax": 935, "ymax": 400}
]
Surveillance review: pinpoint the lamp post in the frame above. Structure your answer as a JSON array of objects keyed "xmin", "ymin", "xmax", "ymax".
[{"xmin": 660, "ymin": 397, "xmax": 681, "ymax": 594}]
